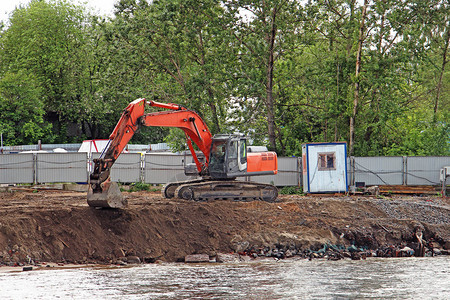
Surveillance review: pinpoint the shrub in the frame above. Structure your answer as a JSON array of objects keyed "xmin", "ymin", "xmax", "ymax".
[
  {"xmin": 279, "ymin": 186, "xmax": 303, "ymax": 195},
  {"xmin": 123, "ymin": 182, "xmax": 160, "ymax": 192}
]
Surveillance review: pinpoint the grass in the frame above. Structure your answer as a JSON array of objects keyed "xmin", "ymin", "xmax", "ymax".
[
  {"xmin": 121, "ymin": 182, "xmax": 160, "ymax": 192},
  {"xmin": 279, "ymin": 186, "xmax": 304, "ymax": 195}
]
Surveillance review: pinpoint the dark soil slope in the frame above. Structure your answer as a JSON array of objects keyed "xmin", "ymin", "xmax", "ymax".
[{"xmin": 0, "ymin": 190, "xmax": 449, "ymax": 264}]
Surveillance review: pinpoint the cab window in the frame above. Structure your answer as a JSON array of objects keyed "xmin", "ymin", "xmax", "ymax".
[
  {"xmin": 210, "ymin": 141, "xmax": 226, "ymax": 170},
  {"xmin": 229, "ymin": 141, "xmax": 238, "ymax": 159},
  {"xmin": 239, "ymin": 139, "xmax": 247, "ymax": 164}
]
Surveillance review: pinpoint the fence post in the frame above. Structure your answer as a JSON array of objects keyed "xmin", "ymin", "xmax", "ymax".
[
  {"xmin": 140, "ymin": 154, "xmax": 145, "ymax": 183},
  {"xmin": 297, "ymin": 157, "xmax": 302, "ymax": 188},
  {"xmin": 86, "ymin": 152, "xmax": 91, "ymax": 184},
  {"xmin": 402, "ymin": 156, "xmax": 407, "ymax": 185},
  {"xmin": 442, "ymin": 172, "xmax": 447, "ymax": 197},
  {"xmin": 350, "ymin": 156, "xmax": 355, "ymax": 186},
  {"xmin": 33, "ymin": 153, "xmax": 37, "ymax": 185}
]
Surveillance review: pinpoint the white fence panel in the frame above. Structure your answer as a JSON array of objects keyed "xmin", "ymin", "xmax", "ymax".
[
  {"xmin": 144, "ymin": 154, "xmax": 192, "ymax": 184},
  {"xmin": 406, "ymin": 156, "xmax": 450, "ymax": 185},
  {"xmin": 111, "ymin": 153, "xmax": 142, "ymax": 183},
  {"xmin": 91, "ymin": 153, "xmax": 142, "ymax": 183},
  {"xmin": 37, "ymin": 153, "xmax": 87, "ymax": 183},
  {"xmin": 0, "ymin": 154, "xmax": 34, "ymax": 184},
  {"xmin": 354, "ymin": 157, "xmax": 404, "ymax": 185},
  {"xmin": 276, "ymin": 157, "xmax": 300, "ymax": 186}
]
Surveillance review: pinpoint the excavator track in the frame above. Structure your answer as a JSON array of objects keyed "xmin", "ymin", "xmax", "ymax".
[
  {"xmin": 173, "ymin": 180, "xmax": 279, "ymax": 202},
  {"xmin": 161, "ymin": 179, "xmax": 205, "ymax": 198}
]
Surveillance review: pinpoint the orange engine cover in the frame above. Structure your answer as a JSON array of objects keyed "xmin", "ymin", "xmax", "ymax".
[{"xmin": 246, "ymin": 152, "xmax": 278, "ymax": 174}]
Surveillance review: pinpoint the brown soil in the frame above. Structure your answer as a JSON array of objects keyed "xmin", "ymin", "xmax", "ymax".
[{"xmin": 0, "ymin": 189, "xmax": 449, "ymax": 265}]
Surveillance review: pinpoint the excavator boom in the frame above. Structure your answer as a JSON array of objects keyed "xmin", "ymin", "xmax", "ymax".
[{"xmin": 88, "ymin": 98, "xmax": 213, "ymax": 208}]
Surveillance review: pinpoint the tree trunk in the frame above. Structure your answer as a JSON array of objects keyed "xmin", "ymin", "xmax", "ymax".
[
  {"xmin": 346, "ymin": 0, "xmax": 356, "ymax": 57},
  {"xmin": 276, "ymin": 126, "xmax": 286, "ymax": 156},
  {"xmin": 198, "ymin": 29, "xmax": 221, "ymax": 133},
  {"xmin": 434, "ymin": 28, "xmax": 449, "ymax": 120},
  {"xmin": 266, "ymin": 7, "xmax": 278, "ymax": 151},
  {"xmin": 349, "ymin": 0, "xmax": 368, "ymax": 156},
  {"xmin": 207, "ymin": 99, "xmax": 221, "ymax": 134}
]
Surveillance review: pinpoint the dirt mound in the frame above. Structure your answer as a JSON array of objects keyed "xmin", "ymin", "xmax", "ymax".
[{"xmin": 0, "ymin": 189, "xmax": 449, "ymax": 265}]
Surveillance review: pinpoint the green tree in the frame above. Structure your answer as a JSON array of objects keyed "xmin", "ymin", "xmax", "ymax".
[
  {"xmin": 0, "ymin": 0, "xmax": 447, "ymax": 156},
  {"xmin": 0, "ymin": 71, "xmax": 54, "ymax": 145},
  {"xmin": 354, "ymin": 0, "xmax": 449, "ymax": 156},
  {"xmin": 0, "ymin": 0, "xmax": 101, "ymax": 142},
  {"xmin": 223, "ymin": 0, "xmax": 304, "ymax": 152},
  {"xmin": 98, "ymin": 0, "xmax": 234, "ymax": 147},
  {"xmin": 272, "ymin": 0, "xmax": 359, "ymax": 155},
  {"xmin": 300, "ymin": 0, "xmax": 449, "ymax": 156}
]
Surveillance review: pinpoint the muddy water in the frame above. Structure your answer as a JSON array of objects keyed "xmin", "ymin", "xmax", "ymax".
[{"xmin": 1, "ymin": 257, "xmax": 449, "ymax": 299}]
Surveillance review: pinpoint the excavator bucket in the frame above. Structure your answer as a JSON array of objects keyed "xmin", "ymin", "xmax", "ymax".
[{"xmin": 87, "ymin": 181, "xmax": 127, "ymax": 209}]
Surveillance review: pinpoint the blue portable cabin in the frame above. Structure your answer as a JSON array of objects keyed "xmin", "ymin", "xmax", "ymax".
[{"xmin": 302, "ymin": 142, "xmax": 348, "ymax": 193}]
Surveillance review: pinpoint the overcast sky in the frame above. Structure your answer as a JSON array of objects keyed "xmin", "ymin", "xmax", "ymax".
[{"xmin": 0, "ymin": 0, "xmax": 117, "ymax": 24}]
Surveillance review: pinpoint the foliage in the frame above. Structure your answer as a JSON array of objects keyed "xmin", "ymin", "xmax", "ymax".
[
  {"xmin": 222, "ymin": 0, "xmax": 305, "ymax": 152},
  {"xmin": 0, "ymin": 0, "xmax": 448, "ymax": 156},
  {"xmin": 122, "ymin": 182, "xmax": 160, "ymax": 192},
  {"xmin": 279, "ymin": 186, "xmax": 304, "ymax": 195},
  {"xmin": 0, "ymin": 71, "xmax": 55, "ymax": 144},
  {"xmin": 0, "ymin": 0, "xmax": 104, "ymax": 142}
]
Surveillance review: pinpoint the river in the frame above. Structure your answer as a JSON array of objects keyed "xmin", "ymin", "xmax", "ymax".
[{"xmin": 1, "ymin": 256, "xmax": 449, "ymax": 299}]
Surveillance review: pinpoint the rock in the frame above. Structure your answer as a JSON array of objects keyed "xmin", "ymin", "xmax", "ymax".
[
  {"xmin": 347, "ymin": 245, "xmax": 358, "ymax": 253},
  {"xmin": 443, "ymin": 241, "xmax": 450, "ymax": 250},
  {"xmin": 400, "ymin": 246, "xmax": 414, "ymax": 257},
  {"xmin": 230, "ymin": 235, "xmax": 250, "ymax": 253},
  {"xmin": 63, "ymin": 184, "xmax": 88, "ymax": 192},
  {"xmin": 327, "ymin": 252, "xmax": 342, "ymax": 261},
  {"xmin": 433, "ymin": 248, "xmax": 442, "ymax": 255},
  {"xmin": 239, "ymin": 255, "xmax": 251, "ymax": 262},
  {"xmin": 285, "ymin": 250, "xmax": 294, "ymax": 258},
  {"xmin": 233, "ymin": 241, "xmax": 249, "ymax": 253},
  {"xmin": 351, "ymin": 252, "xmax": 361, "ymax": 260},
  {"xmin": 126, "ymin": 256, "xmax": 141, "ymax": 264},
  {"xmin": 143, "ymin": 256, "xmax": 163, "ymax": 263},
  {"xmin": 216, "ymin": 253, "xmax": 240, "ymax": 263},
  {"xmin": 185, "ymin": 254, "xmax": 209, "ymax": 263},
  {"xmin": 366, "ymin": 186, "xmax": 379, "ymax": 196},
  {"xmin": 23, "ymin": 266, "xmax": 33, "ymax": 271}
]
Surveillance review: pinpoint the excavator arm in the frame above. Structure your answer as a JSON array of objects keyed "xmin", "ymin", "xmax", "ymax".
[{"xmin": 88, "ymin": 98, "xmax": 213, "ymax": 208}]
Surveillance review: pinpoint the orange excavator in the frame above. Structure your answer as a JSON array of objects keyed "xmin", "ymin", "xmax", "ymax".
[{"xmin": 87, "ymin": 98, "xmax": 278, "ymax": 208}]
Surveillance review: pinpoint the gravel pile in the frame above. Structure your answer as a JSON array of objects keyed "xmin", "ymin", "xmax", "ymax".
[{"xmin": 372, "ymin": 198, "xmax": 450, "ymax": 225}]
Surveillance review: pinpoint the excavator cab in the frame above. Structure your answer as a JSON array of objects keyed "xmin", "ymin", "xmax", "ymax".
[{"xmin": 208, "ymin": 135, "xmax": 248, "ymax": 179}]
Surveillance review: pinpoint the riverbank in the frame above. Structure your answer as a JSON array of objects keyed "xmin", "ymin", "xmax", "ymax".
[{"xmin": 0, "ymin": 189, "xmax": 449, "ymax": 267}]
